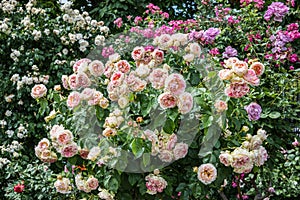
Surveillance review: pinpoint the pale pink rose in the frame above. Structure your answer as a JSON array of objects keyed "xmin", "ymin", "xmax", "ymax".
[
  {"xmin": 108, "ymin": 91, "xmax": 118, "ymax": 101},
  {"xmin": 249, "ymin": 135, "xmax": 263, "ymax": 150},
  {"xmin": 152, "ymin": 49, "xmax": 164, "ymax": 65},
  {"xmin": 225, "ymin": 82, "xmax": 250, "ymax": 98},
  {"xmin": 257, "ymin": 129, "xmax": 267, "ymax": 141},
  {"xmin": 177, "ymin": 92, "xmax": 193, "ymax": 114},
  {"xmin": 214, "ymin": 100, "xmax": 228, "ymax": 112},
  {"xmin": 232, "ymin": 60, "xmax": 248, "ymax": 76},
  {"xmin": 61, "ymin": 75, "xmax": 69, "ymax": 89},
  {"xmin": 109, "ymin": 53, "xmax": 121, "ymax": 63},
  {"xmin": 135, "ymin": 64, "xmax": 150, "ymax": 78},
  {"xmin": 37, "ymin": 138, "xmax": 50, "ymax": 151},
  {"xmin": 88, "ymin": 91, "xmax": 103, "ymax": 106},
  {"xmin": 189, "ymin": 42, "xmax": 201, "ymax": 57},
  {"xmin": 102, "ymin": 127, "xmax": 117, "ymax": 137},
  {"xmin": 173, "ymin": 142, "xmax": 188, "ymax": 160},
  {"xmin": 68, "ymin": 74, "xmax": 78, "ymax": 90},
  {"xmin": 183, "ymin": 53, "xmax": 195, "ymax": 62},
  {"xmin": 197, "ymin": 163, "xmax": 217, "ymax": 185},
  {"xmin": 87, "ymin": 146, "xmax": 101, "ymax": 161},
  {"xmin": 116, "ymin": 60, "xmax": 131, "ymax": 73},
  {"xmin": 166, "ymin": 134, "xmax": 177, "ymax": 150},
  {"xmin": 158, "ymin": 34, "xmax": 172, "ymax": 49},
  {"xmin": 89, "ymin": 60, "xmax": 104, "ymax": 76},
  {"xmin": 145, "ymin": 174, "xmax": 168, "ymax": 195},
  {"xmin": 99, "ymin": 97, "xmax": 109, "ymax": 109},
  {"xmin": 118, "ymin": 96, "xmax": 129, "ymax": 108},
  {"xmin": 253, "ymin": 146, "xmax": 268, "ymax": 166},
  {"xmin": 61, "ymin": 142, "xmax": 78, "ymax": 157},
  {"xmin": 158, "ymin": 150, "xmax": 173, "ymax": 162},
  {"xmin": 31, "ymin": 84, "xmax": 47, "ymax": 99},
  {"xmin": 158, "ymin": 92, "xmax": 177, "ymax": 109},
  {"xmin": 40, "ymin": 150, "xmax": 58, "ymax": 163},
  {"xmin": 81, "ymin": 88, "xmax": 95, "ymax": 100},
  {"xmin": 110, "ymin": 72, "xmax": 124, "ymax": 86},
  {"xmin": 54, "ymin": 178, "xmax": 71, "ymax": 194},
  {"xmin": 218, "ymin": 69, "xmax": 233, "ymax": 80},
  {"xmin": 219, "ymin": 152, "xmax": 232, "ymax": 166},
  {"xmin": 250, "ymin": 62, "xmax": 265, "ymax": 76},
  {"xmin": 104, "ymin": 61, "xmax": 114, "ymax": 78},
  {"xmin": 165, "ymin": 73, "xmax": 186, "ymax": 95},
  {"xmin": 224, "ymin": 57, "xmax": 239, "ymax": 69},
  {"xmin": 73, "ymin": 58, "xmax": 91, "ymax": 73},
  {"xmin": 56, "ymin": 130, "xmax": 73, "ymax": 146},
  {"xmin": 118, "ymin": 84, "xmax": 129, "ymax": 96},
  {"xmin": 125, "ymin": 72, "xmax": 137, "ymax": 86},
  {"xmin": 243, "ymin": 69, "xmax": 260, "ymax": 86},
  {"xmin": 50, "ymin": 125, "xmax": 65, "ymax": 140},
  {"xmin": 67, "ymin": 91, "xmax": 81, "ymax": 108},
  {"xmin": 77, "ymin": 72, "xmax": 91, "ymax": 88},
  {"xmin": 86, "ymin": 177, "xmax": 99, "ymax": 190},
  {"xmin": 149, "ymin": 68, "xmax": 168, "ymax": 89},
  {"xmin": 131, "ymin": 46, "xmax": 145, "ymax": 60},
  {"xmin": 131, "ymin": 79, "xmax": 147, "ymax": 92},
  {"xmin": 231, "ymin": 148, "xmax": 253, "ymax": 173}
]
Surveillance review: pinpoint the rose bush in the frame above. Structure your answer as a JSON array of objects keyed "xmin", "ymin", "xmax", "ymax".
[{"xmin": 1, "ymin": 0, "xmax": 300, "ymax": 200}]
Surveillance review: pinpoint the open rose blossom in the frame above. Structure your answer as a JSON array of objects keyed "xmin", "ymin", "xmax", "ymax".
[
  {"xmin": 148, "ymin": 68, "xmax": 168, "ymax": 89},
  {"xmin": 243, "ymin": 69, "xmax": 260, "ymax": 86},
  {"xmin": 14, "ymin": 183, "xmax": 25, "ymax": 193},
  {"xmin": 164, "ymin": 73, "xmax": 186, "ymax": 95},
  {"xmin": 67, "ymin": 91, "xmax": 81, "ymax": 108},
  {"xmin": 73, "ymin": 58, "xmax": 91, "ymax": 73},
  {"xmin": 244, "ymin": 102, "xmax": 262, "ymax": 121},
  {"xmin": 173, "ymin": 142, "xmax": 188, "ymax": 160},
  {"xmin": 116, "ymin": 60, "xmax": 131, "ymax": 73},
  {"xmin": 197, "ymin": 163, "xmax": 217, "ymax": 185},
  {"xmin": 250, "ymin": 62, "xmax": 265, "ymax": 76},
  {"xmin": 86, "ymin": 176, "xmax": 99, "ymax": 190},
  {"xmin": 54, "ymin": 177, "xmax": 71, "ymax": 194},
  {"xmin": 218, "ymin": 69, "xmax": 233, "ymax": 80},
  {"xmin": 56, "ymin": 130, "xmax": 74, "ymax": 146},
  {"xmin": 61, "ymin": 142, "xmax": 78, "ymax": 157},
  {"xmin": 177, "ymin": 92, "xmax": 193, "ymax": 114},
  {"xmin": 232, "ymin": 60, "xmax": 248, "ymax": 76},
  {"xmin": 31, "ymin": 84, "xmax": 47, "ymax": 99},
  {"xmin": 158, "ymin": 92, "xmax": 177, "ymax": 109},
  {"xmin": 145, "ymin": 174, "xmax": 168, "ymax": 195},
  {"xmin": 89, "ymin": 60, "xmax": 104, "ymax": 76},
  {"xmin": 131, "ymin": 46, "xmax": 145, "ymax": 60},
  {"xmin": 225, "ymin": 82, "xmax": 250, "ymax": 98},
  {"xmin": 214, "ymin": 100, "xmax": 228, "ymax": 112}
]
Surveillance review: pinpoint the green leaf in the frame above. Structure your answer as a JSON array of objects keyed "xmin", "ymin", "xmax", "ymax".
[
  {"xmin": 163, "ymin": 118, "xmax": 175, "ymax": 134},
  {"xmin": 142, "ymin": 153, "xmax": 150, "ymax": 167},
  {"xmin": 269, "ymin": 111, "xmax": 281, "ymax": 119},
  {"xmin": 130, "ymin": 138, "xmax": 144, "ymax": 158},
  {"xmin": 128, "ymin": 174, "xmax": 141, "ymax": 186}
]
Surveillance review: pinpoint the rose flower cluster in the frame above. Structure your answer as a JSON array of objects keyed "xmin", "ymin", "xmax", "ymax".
[
  {"xmin": 218, "ymin": 58, "xmax": 265, "ymax": 98},
  {"xmin": 219, "ymin": 129, "xmax": 268, "ymax": 173}
]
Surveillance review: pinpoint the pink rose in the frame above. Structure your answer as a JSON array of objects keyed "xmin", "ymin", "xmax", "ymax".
[
  {"xmin": 197, "ymin": 163, "xmax": 217, "ymax": 185},
  {"xmin": 152, "ymin": 49, "xmax": 164, "ymax": 65},
  {"xmin": 67, "ymin": 91, "xmax": 81, "ymax": 108},
  {"xmin": 131, "ymin": 46, "xmax": 145, "ymax": 60},
  {"xmin": 214, "ymin": 100, "xmax": 228, "ymax": 112},
  {"xmin": 99, "ymin": 97, "xmax": 109, "ymax": 109},
  {"xmin": 111, "ymin": 72, "xmax": 124, "ymax": 86},
  {"xmin": 68, "ymin": 74, "xmax": 78, "ymax": 90},
  {"xmin": 219, "ymin": 152, "xmax": 232, "ymax": 166},
  {"xmin": 158, "ymin": 150, "xmax": 173, "ymax": 162},
  {"xmin": 61, "ymin": 75, "xmax": 69, "ymax": 89},
  {"xmin": 50, "ymin": 125, "xmax": 65, "ymax": 140},
  {"xmin": 88, "ymin": 91, "xmax": 103, "ymax": 106},
  {"xmin": 166, "ymin": 134, "xmax": 177, "ymax": 150},
  {"xmin": 81, "ymin": 88, "xmax": 95, "ymax": 100},
  {"xmin": 86, "ymin": 177, "xmax": 99, "ymax": 190},
  {"xmin": 224, "ymin": 57, "xmax": 239, "ymax": 68},
  {"xmin": 131, "ymin": 79, "xmax": 147, "ymax": 92},
  {"xmin": 164, "ymin": 73, "xmax": 186, "ymax": 95},
  {"xmin": 243, "ymin": 69, "xmax": 260, "ymax": 86},
  {"xmin": 218, "ymin": 69, "xmax": 233, "ymax": 80},
  {"xmin": 225, "ymin": 82, "xmax": 250, "ymax": 98},
  {"xmin": 177, "ymin": 92, "xmax": 193, "ymax": 114},
  {"xmin": 77, "ymin": 72, "xmax": 91, "ymax": 88},
  {"xmin": 158, "ymin": 92, "xmax": 177, "ymax": 109},
  {"xmin": 232, "ymin": 60, "xmax": 248, "ymax": 76},
  {"xmin": 31, "ymin": 84, "xmax": 47, "ymax": 99},
  {"xmin": 57, "ymin": 130, "xmax": 73, "ymax": 146},
  {"xmin": 73, "ymin": 58, "xmax": 91, "ymax": 73},
  {"xmin": 149, "ymin": 68, "xmax": 168, "ymax": 89},
  {"xmin": 116, "ymin": 60, "xmax": 131, "ymax": 73},
  {"xmin": 88, "ymin": 60, "xmax": 104, "ymax": 77},
  {"xmin": 61, "ymin": 142, "xmax": 78, "ymax": 157},
  {"xmin": 173, "ymin": 142, "xmax": 188, "ymax": 160},
  {"xmin": 37, "ymin": 138, "xmax": 50, "ymax": 151},
  {"xmin": 250, "ymin": 62, "xmax": 265, "ymax": 76}
]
